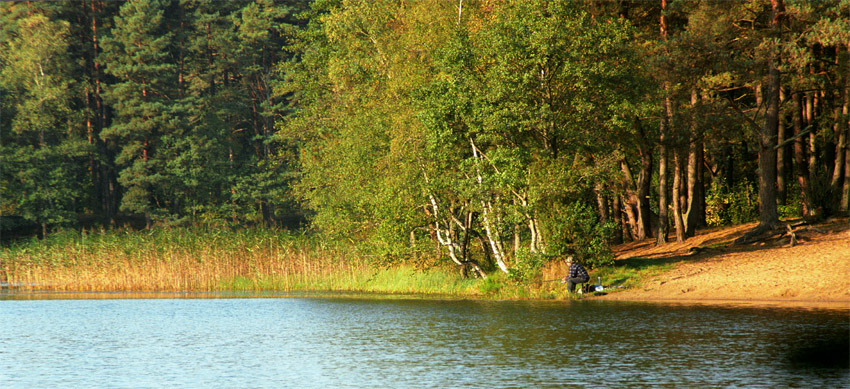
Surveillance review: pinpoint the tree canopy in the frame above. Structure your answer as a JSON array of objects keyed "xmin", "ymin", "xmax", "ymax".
[{"xmin": 2, "ymin": 0, "xmax": 848, "ymax": 276}]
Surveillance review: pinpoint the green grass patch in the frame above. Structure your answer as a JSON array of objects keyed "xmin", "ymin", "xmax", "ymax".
[
  {"xmin": 218, "ymin": 264, "xmax": 479, "ymax": 295},
  {"xmin": 590, "ymin": 256, "xmax": 678, "ymax": 292}
]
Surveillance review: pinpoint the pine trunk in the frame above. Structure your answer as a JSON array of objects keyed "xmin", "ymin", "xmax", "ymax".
[
  {"xmin": 843, "ymin": 146, "xmax": 850, "ymax": 212},
  {"xmin": 657, "ymin": 137, "xmax": 668, "ymax": 244},
  {"xmin": 657, "ymin": 0, "xmax": 669, "ymax": 245},
  {"xmin": 834, "ymin": 46, "xmax": 849, "ymax": 212},
  {"xmin": 621, "ymin": 190, "xmax": 640, "ymax": 241},
  {"xmin": 755, "ymin": 0, "xmax": 782, "ymax": 230},
  {"xmin": 793, "ymin": 92, "xmax": 817, "ymax": 218},
  {"xmin": 806, "ymin": 92, "xmax": 817, "ymax": 181},
  {"xmin": 684, "ymin": 90, "xmax": 704, "ymax": 237},
  {"xmin": 672, "ymin": 150, "xmax": 685, "ymax": 242},
  {"xmin": 777, "ymin": 88, "xmax": 788, "ymax": 205},
  {"xmin": 596, "ymin": 182, "xmax": 609, "ymax": 225},
  {"xmin": 638, "ymin": 147, "xmax": 653, "ymax": 240},
  {"xmin": 831, "ymin": 108, "xmax": 847, "ymax": 201}
]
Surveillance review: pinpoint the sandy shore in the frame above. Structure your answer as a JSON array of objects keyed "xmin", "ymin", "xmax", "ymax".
[{"xmin": 596, "ymin": 219, "xmax": 850, "ymax": 310}]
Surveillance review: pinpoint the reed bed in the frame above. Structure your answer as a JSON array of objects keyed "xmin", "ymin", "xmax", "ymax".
[
  {"xmin": 1, "ymin": 228, "xmax": 603, "ymax": 299},
  {"xmin": 2, "ymin": 228, "xmax": 362, "ymax": 292},
  {"xmin": 0, "ymin": 228, "xmax": 483, "ymax": 295}
]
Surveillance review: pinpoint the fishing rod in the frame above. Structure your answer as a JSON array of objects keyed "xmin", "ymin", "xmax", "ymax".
[{"xmin": 514, "ymin": 278, "xmax": 563, "ymax": 286}]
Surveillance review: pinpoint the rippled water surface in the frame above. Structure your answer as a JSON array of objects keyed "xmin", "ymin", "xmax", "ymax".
[{"xmin": 1, "ymin": 294, "xmax": 847, "ymax": 387}]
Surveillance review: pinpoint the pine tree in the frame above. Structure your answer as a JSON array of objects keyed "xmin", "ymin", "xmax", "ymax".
[
  {"xmin": 100, "ymin": 0, "xmax": 176, "ymax": 227},
  {"xmin": 231, "ymin": 0, "xmax": 297, "ymax": 226}
]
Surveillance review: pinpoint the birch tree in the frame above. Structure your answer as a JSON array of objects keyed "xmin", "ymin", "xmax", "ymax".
[{"xmin": 0, "ymin": 10, "xmax": 89, "ymax": 236}]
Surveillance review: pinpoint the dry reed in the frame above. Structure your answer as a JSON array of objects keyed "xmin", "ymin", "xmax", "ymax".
[
  {"xmin": 1, "ymin": 228, "xmax": 371, "ymax": 292},
  {"xmin": 2, "ymin": 228, "xmax": 585, "ymax": 299}
]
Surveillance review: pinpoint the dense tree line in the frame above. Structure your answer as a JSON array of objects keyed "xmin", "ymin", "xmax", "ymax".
[
  {"xmin": 1, "ymin": 0, "xmax": 305, "ymax": 236},
  {"xmin": 2, "ymin": 1, "xmax": 848, "ymax": 277}
]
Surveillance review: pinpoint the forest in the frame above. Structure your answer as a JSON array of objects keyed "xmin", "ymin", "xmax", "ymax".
[{"xmin": 1, "ymin": 0, "xmax": 848, "ymax": 279}]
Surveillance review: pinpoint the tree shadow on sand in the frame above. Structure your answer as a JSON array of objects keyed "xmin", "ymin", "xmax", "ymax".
[{"xmin": 605, "ymin": 218, "xmax": 848, "ymax": 288}]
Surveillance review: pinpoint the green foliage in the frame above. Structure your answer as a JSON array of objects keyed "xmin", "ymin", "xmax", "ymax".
[
  {"xmin": 705, "ymin": 178, "xmax": 759, "ymax": 227},
  {"xmin": 778, "ymin": 202, "xmax": 803, "ymax": 220},
  {"xmin": 99, "ymin": 0, "xmax": 176, "ymax": 220},
  {"xmin": 279, "ymin": 0, "xmax": 455, "ymax": 262},
  {"xmin": 540, "ymin": 201, "xmax": 615, "ymax": 269},
  {"xmin": 1, "ymin": 0, "xmax": 847, "ymax": 289},
  {"xmin": 778, "ymin": 179, "xmax": 803, "ymax": 219},
  {"xmin": 0, "ymin": 8, "xmax": 89, "ymax": 232},
  {"xmin": 508, "ymin": 248, "xmax": 547, "ymax": 282},
  {"xmin": 478, "ymin": 273, "xmax": 505, "ymax": 294}
]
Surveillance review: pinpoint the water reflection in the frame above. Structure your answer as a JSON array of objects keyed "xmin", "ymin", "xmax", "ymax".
[{"xmin": 0, "ymin": 296, "xmax": 847, "ymax": 387}]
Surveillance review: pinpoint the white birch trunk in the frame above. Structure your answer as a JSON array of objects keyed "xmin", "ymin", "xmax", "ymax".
[
  {"xmin": 470, "ymin": 138, "xmax": 510, "ymax": 273},
  {"xmin": 423, "ymin": 168, "xmax": 486, "ymax": 278}
]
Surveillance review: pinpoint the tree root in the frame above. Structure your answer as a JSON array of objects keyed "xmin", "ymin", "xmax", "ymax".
[
  {"xmin": 734, "ymin": 221, "xmax": 825, "ymax": 247},
  {"xmin": 733, "ymin": 223, "xmax": 782, "ymax": 245}
]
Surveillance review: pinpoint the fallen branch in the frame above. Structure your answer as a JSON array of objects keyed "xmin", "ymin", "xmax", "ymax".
[
  {"xmin": 790, "ymin": 220, "xmax": 808, "ymax": 228},
  {"xmin": 786, "ymin": 224, "xmax": 797, "ymax": 247},
  {"xmin": 774, "ymin": 222, "xmax": 826, "ymax": 247},
  {"xmin": 799, "ymin": 226, "xmax": 828, "ymax": 234},
  {"xmin": 773, "ymin": 125, "xmax": 813, "ymax": 150}
]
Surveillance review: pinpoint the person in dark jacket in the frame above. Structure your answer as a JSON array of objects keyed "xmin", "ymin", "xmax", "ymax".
[{"xmin": 561, "ymin": 256, "xmax": 589, "ymax": 293}]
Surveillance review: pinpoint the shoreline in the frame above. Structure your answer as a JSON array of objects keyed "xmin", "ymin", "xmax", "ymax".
[
  {"xmin": 2, "ymin": 219, "xmax": 847, "ymax": 307},
  {"xmin": 4, "ymin": 286, "xmax": 849, "ymax": 311},
  {"xmin": 593, "ymin": 294, "xmax": 850, "ymax": 310}
]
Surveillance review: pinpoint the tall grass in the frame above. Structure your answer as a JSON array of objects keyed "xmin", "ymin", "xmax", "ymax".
[
  {"xmin": 1, "ymin": 228, "xmax": 369, "ymax": 292},
  {"xmin": 1, "ymin": 227, "xmax": 653, "ymax": 300},
  {"xmin": 0, "ymin": 228, "xmax": 496, "ymax": 296}
]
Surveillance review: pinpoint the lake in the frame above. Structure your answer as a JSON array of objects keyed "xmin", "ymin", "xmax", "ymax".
[{"xmin": 1, "ymin": 293, "xmax": 848, "ymax": 387}]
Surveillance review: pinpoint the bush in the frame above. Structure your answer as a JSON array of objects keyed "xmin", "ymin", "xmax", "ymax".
[
  {"xmin": 705, "ymin": 178, "xmax": 758, "ymax": 226},
  {"xmin": 777, "ymin": 202, "xmax": 802, "ymax": 220},
  {"xmin": 539, "ymin": 201, "xmax": 615, "ymax": 269},
  {"xmin": 507, "ymin": 248, "xmax": 548, "ymax": 282}
]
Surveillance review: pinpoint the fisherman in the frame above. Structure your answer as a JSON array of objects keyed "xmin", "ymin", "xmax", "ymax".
[{"xmin": 561, "ymin": 256, "xmax": 589, "ymax": 293}]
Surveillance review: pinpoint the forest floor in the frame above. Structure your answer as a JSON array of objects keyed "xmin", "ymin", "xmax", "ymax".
[{"xmin": 596, "ymin": 217, "xmax": 850, "ymax": 309}]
